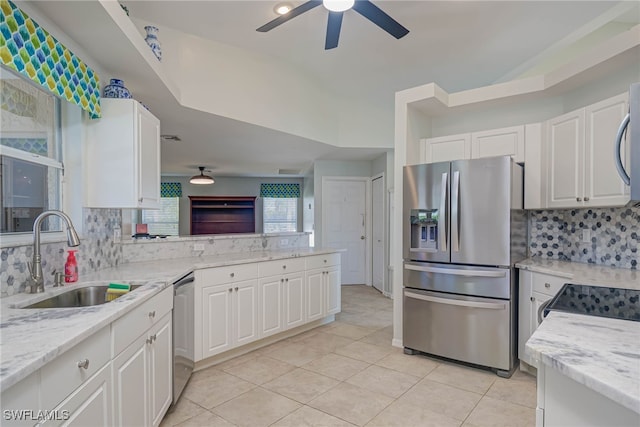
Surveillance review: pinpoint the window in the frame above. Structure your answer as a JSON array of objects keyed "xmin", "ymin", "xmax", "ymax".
[
  {"xmin": 1, "ymin": 66, "xmax": 62, "ymax": 236},
  {"xmin": 141, "ymin": 197, "xmax": 179, "ymax": 236},
  {"xmin": 263, "ymin": 197, "xmax": 298, "ymax": 233}
]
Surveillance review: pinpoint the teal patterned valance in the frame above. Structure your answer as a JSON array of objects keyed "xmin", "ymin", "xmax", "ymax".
[
  {"xmin": 161, "ymin": 182, "xmax": 182, "ymax": 198},
  {"xmin": 0, "ymin": 0, "xmax": 101, "ymax": 118},
  {"xmin": 260, "ymin": 183, "xmax": 300, "ymax": 198}
]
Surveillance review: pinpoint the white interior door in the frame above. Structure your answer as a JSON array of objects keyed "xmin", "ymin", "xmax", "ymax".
[
  {"xmin": 372, "ymin": 176, "xmax": 384, "ymax": 292},
  {"xmin": 323, "ymin": 178, "xmax": 367, "ymax": 285}
]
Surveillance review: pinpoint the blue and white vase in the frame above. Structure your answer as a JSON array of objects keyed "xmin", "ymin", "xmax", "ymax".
[
  {"xmin": 144, "ymin": 25, "xmax": 162, "ymax": 61},
  {"xmin": 103, "ymin": 78, "xmax": 132, "ymax": 99}
]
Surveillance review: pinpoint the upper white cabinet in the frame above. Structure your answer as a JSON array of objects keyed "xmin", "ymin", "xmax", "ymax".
[
  {"xmin": 420, "ymin": 125, "xmax": 525, "ymax": 164},
  {"xmin": 85, "ymin": 98, "xmax": 161, "ymax": 209},
  {"xmin": 420, "ymin": 133, "xmax": 471, "ymax": 163},
  {"xmin": 545, "ymin": 93, "xmax": 629, "ymax": 208}
]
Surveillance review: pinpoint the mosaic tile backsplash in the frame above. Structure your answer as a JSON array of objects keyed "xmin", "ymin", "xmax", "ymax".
[
  {"xmin": 529, "ymin": 206, "xmax": 639, "ymax": 269},
  {"xmin": 1, "ymin": 208, "xmax": 310, "ymax": 297}
]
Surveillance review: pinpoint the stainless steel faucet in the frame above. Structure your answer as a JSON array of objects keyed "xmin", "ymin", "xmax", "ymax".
[{"xmin": 28, "ymin": 210, "xmax": 81, "ymax": 293}]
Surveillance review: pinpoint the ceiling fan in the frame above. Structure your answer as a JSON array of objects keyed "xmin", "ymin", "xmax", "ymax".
[{"xmin": 256, "ymin": 0, "xmax": 409, "ymax": 50}]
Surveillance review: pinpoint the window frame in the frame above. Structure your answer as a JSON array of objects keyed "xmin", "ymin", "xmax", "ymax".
[
  {"xmin": 140, "ymin": 196, "xmax": 180, "ymax": 236},
  {"xmin": 262, "ymin": 196, "xmax": 299, "ymax": 234}
]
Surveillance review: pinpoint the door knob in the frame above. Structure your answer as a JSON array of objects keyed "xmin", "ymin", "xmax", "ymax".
[{"xmin": 360, "ymin": 236, "xmax": 365, "ymax": 240}]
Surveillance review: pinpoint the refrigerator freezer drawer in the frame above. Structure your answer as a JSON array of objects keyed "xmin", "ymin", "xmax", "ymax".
[
  {"xmin": 403, "ymin": 288, "xmax": 514, "ymax": 372},
  {"xmin": 404, "ymin": 262, "xmax": 512, "ymax": 299}
]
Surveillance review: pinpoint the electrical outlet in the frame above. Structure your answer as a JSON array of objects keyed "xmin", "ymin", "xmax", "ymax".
[
  {"xmin": 582, "ymin": 229, "xmax": 591, "ymax": 243},
  {"xmin": 193, "ymin": 243, "xmax": 205, "ymax": 251},
  {"xmin": 113, "ymin": 226, "xmax": 121, "ymax": 241}
]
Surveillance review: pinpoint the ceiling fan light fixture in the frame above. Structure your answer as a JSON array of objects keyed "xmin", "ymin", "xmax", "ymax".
[
  {"xmin": 189, "ymin": 167, "xmax": 215, "ymax": 185},
  {"xmin": 323, "ymin": 0, "xmax": 354, "ymax": 12},
  {"xmin": 274, "ymin": 3, "xmax": 293, "ymax": 15}
]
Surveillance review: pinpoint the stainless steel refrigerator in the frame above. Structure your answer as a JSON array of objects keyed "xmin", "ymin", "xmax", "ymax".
[{"xmin": 402, "ymin": 156, "xmax": 526, "ymax": 377}]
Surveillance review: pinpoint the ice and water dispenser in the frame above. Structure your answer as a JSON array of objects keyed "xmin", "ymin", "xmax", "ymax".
[{"xmin": 409, "ymin": 209, "xmax": 439, "ymax": 253}]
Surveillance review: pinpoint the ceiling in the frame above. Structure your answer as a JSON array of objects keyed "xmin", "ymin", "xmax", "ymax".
[{"xmin": 31, "ymin": 1, "xmax": 640, "ymax": 177}]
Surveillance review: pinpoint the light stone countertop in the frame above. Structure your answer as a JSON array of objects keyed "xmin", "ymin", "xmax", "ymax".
[
  {"xmin": 516, "ymin": 258, "xmax": 640, "ymax": 290},
  {"xmin": 0, "ymin": 248, "xmax": 342, "ymax": 392},
  {"xmin": 525, "ymin": 311, "xmax": 640, "ymax": 414},
  {"xmin": 519, "ymin": 258, "xmax": 640, "ymax": 414}
]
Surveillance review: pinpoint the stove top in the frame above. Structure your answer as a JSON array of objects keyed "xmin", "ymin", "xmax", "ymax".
[{"xmin": 544, "ymin": 283, "xmax": 640, "ymax": 322}]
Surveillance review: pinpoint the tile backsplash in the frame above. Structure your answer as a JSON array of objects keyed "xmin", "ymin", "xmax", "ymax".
[
  {"xmin": 529, "ymin": 206, "xmax": 639, "ymax": 269},
  {"xmin": 1, "ymin": 208, "xmax": 309, "ymax": 297}
]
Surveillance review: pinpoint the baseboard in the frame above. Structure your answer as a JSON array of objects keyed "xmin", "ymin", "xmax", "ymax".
[{"xmin": 392, "ymin": 338, "xmax": 403, "ymax": 348}]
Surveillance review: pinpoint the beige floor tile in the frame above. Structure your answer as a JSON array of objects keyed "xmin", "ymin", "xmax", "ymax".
[
  {"xmin": 366, "ymin": 399, "xmax": 461, "ymax": 427},
  {"xmin": 266, "ymin": 341, "xmax": 331, "ymax": 366},
  {"xmin": 308, "ymin": 382, "xmax": 394, "ymax": 426},
  {"xmin": 334, "ymin": 341, "xmax": 393, "ymax": 364},
  {"xmin": 212, "ymin": 388, "xmax": 300, "ymax": 427},
  {"xmin": 302, "ymin": 353, "xmax": 370, "ymax": 381},
  {"xmin": 297, "ymin": 331, "xmax": 355, "ymax": 351},
  {"xmin": 336, "ymin": 312, "xmax": 393, "ymax": 329},
  {"xmin": 464, "ymin": 395, "xmax": 535, "ymax": 426},
  {"xmin": 325, "ymin": 323, "xmax": 377, "ymax": 340},
  {"xmin": 398, "ymin": 379, "xmax": 482, "ymax": 421},
  {"xmin": 263, "ymin": 368, "xmax": 340, "ymax": 403},
  {"xmin": 272, "ymin": 406, "xmax": 356, "ymax": 426},
  {"xmin": 426, "ymin": 362, "xmax": 497, "ymax": 394},
  {"xmin": 287, "ymin": 328, "xmax": 321, "ymax": 343},
  {"xmin": 346, "ymin": 365, "xmax": 420, "ymax": 399},
  {"xmin": 223, "ymin": 356, "xmax": 296, "ymax": 385},
  {"xmin": 160, "ymin": 397, "xmax": 208, "ymax": 427},
  {"xmin": 183, "ymin": 369, "xmax": 256, "ymax": 409},
  {"xmin": 485, "ymin": 373, "xmax": 537, "ymax": 409},
  {"xmin": 375, "ymin": 350, "xmax": 439, "ymax": 378},
  {"xmin": 173, "ymin": 410, "xmax": 236, "ymax": 427},
  {"xmin": 213, "ymin": 351, "xmax": 261, "ymax": 371},
  {"xmin": 359, "ymin": 328, "xmax": 393, "ymax": 347}
]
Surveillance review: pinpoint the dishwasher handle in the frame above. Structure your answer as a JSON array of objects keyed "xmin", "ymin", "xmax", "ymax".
[{"xmin": 174, "ymin": 273, "xmax": 195, "ymax": 290}]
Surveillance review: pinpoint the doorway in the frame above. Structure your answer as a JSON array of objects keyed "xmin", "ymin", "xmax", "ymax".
[
  {"xmin": 371, "ymin": 174, "xmax": 385, "ymax": 293},
  {"xmin": 322, "ymin": 177, "xmax": 368, "ymax": 285}
]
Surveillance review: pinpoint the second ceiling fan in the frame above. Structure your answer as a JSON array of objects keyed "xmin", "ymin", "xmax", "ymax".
[{"xmin": 257, "ymin": 0, "xmax": 410, "ymax": 50}]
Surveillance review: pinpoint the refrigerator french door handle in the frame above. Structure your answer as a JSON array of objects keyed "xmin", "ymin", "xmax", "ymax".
[
  {"xmin": 404, "ymin": 264, "xmax": 507, "ymax": 277},
  {"xmin": 615, "ymin": 113, "xmax": 631, "ymax": 185},
  {"xmin": 439, "ymin": 172, "xmax": 448, "ymax": 252},
  {"xmin": 405, "ymin": 291, "xmax": 506, "ymax": 310},
  {"xmin": 451, "ymin": 170, "xmax": 460, "ymax": 252}
]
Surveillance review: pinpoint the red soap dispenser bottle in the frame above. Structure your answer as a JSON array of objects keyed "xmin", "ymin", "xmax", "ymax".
[{"xmin": 65, "ymin": 250, "xmax": 78, "ymax": 283}]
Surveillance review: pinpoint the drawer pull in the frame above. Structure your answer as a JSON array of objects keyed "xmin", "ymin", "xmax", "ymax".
[
  {"xmin": 77, "ymin": 359, "xmax": 90, "ymax": 370},
  {"xmin": 230, "ymin": 272, "xmax": 235, "ymax": 278},
  {"xmin": 148, "ymin": 310, "xmax": 156, "ymax": 319},
  {"xmin": 530, "ymin": 296, "xmax": 535, "ymax": 302},
  {"xmin": 235, "ymin": 287, "xmax": 239, "ymax": 291},
  {"xmin": 324, "ymin": 259, "xmax": 327, "ymax": 263},
  {"xmin": 229, "ymin": 288, "xmax": 233, "ymax": 292},
  {"xmin": 576, "ymin": 197, "xmax": 582, "ymax": 202},
  {"xmin": 584, "ymin": 197, "xmax": 590, "ymax": 202},
  {"xmin": 545, "ymin": 283, "xmax": 551, "ymax": 289},
  {"xmin": 285, "ymin": 278, "xmax": 289, "ymax": 282},
  {"xmin": 282, "ymin": 265, "xmax": 286, "ymax": 269},
  {"xmin": 146, "ymin": 334, "xmax": 156, "ymax": 344}
]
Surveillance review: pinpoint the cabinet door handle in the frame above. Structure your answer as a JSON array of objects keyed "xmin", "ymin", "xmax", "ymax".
[
  {"xmin": 576, "ymin": 197, "xmax": 582, "ymax": 202},
  {"xmin": 77, "ymin": 359, "xmax": 90, "ymax": 369},
  {"xmin": 281, "ymin": 278, "xmax": 284, "ymax": 283},
  {"xmin": 584, "ymin": 197, "xmax": 590, "ymax": 202},
  {"xmin": 139, "ymin": 197, "xmax": 143, "ymax": 203},
  {"xmin": 285, "ymin": 278, "xmax": 289, "ymax": 282},
  {"xmin": 146, "ymin": 334, "xmax": 156, "ymax": 344},
  {"xmin": 530, "ymin": 296, "xmax": 535, "ymax": 302},
  {"xmin": 282, "ymin": 265, "xmax": 286, "ymax": 269},
  {"xmin": 148, "ymin": 310, "xmax": 156, "ymax": 319},
  {"xmin": 324, "ymin": 259, "xmax": 327, "ymax": 263},
  {"xmin": 229, "ymin": 288, "xmax": 232, "ymax": 292},
  {"xmin": 230, "ymin": 272, "xmax": 235, "ymax": 278},
  {"xmin": 235, "ymin": 287, "xmax": 239, "ymax": 291},
  {"xmin": 545, "ymin": 283, "xmax": 551, "ymax": 289}
]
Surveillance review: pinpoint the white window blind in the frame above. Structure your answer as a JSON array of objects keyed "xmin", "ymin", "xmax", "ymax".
[
  {"xmin": 142, "ymin": 197, "xmax": 179, "ymax": 236},
  {"xmin": 263, "ymin": 197, "xmax": 297, "ymax": 233}
]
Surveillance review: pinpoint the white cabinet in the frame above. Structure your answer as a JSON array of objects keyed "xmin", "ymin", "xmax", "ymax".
[
  {"xmin": 471, "ymin": 125, "xmax": 525, "ymax": 163},
  {"xmin": 195, "ymin": 264, "xmax": 259, "ymax": 360},
  {"xmin": 112, "ymin": 287, "xmax": 173, "ymax": 427},
  {"xmin": 305, "ymin": 254, "xmax": 342, "ymax": 320},
  {"xmin": 85, "ymin": 98, "xmax": 161, "ymax": 209},
  {"xmin": 545, "ymin": 93, "xmax": 629, "ymax": 208},
  {"xmin": 283, "ymin": 273, "xmax": 305, "ymax": 329},
  {"xmin": 420, "ymin": 133, "xmax": 471, "ymax": 163},
  {"xmin": 518, "ymin": 270, "xmax": 568, "ymax": 368}
]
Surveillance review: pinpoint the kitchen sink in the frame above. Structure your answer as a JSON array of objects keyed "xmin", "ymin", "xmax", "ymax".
[{"xmin": 22, "ymin": 285, "xmax": 141, "ymax": 309}]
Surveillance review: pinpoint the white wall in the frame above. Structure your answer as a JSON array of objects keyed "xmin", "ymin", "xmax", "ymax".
[
  {"xmin": 161, "ymin": 176, "xmax": 303, "ymax": 236},
  {"xmin": 134, "ymin": 18, "xmax": 393, "ymax": 151},
  {"xmin": 302, "ymin": 168, "xmax": 315, "ymax": 246}
]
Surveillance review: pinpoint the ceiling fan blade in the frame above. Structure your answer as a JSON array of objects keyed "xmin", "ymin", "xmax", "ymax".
[
  {"xmin": 325, "ymin": 11, "xmax": 344, "ymax": 49},
  {"xmin": 352, "ymin": 0, "xmax": 409, "ymax": 39},
  {"xmin": 256, "ymin": 0, "xmax": 322, "ymax": 32}
]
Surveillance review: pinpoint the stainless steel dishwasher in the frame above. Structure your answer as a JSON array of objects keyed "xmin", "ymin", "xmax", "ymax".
[{"xmin": 172, "ymin": 272, "xmax": 194, "ymax": 407}]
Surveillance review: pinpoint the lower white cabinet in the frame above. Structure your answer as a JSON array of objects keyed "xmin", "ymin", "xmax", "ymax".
[
  {"xmin": 195, "ymin": 253, "xmax": 342, "ymax": 361},
  {"xmin": 518, "ymin": 270, "xmax": 568, "ymax": 368},
  {"xmin": 112, "ymin": 311, "xmax": 172, "ymax": 427}
]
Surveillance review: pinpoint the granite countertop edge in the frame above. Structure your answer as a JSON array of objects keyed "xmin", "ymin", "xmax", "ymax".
[
  {"xmin": 525, "ymin": 311, "xmax": 640, "ymax": 414},
  {"xmin": 0, "ymin": 248, "xmax": 343, "ymax": 392}
]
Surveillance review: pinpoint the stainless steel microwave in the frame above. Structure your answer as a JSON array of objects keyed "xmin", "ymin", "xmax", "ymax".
[{"xmin": 615, "ymin": 82, "xmax": 639, "ymax": 206}]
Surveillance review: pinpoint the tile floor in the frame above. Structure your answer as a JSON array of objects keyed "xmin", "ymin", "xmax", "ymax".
[{"xmin": 161, "ymin": 285, "xmax": 536, "ymax": 427}]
